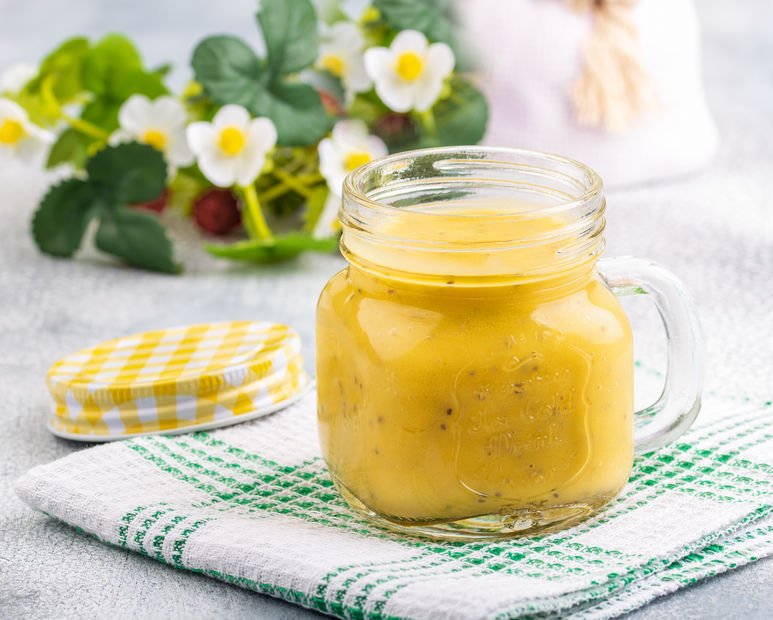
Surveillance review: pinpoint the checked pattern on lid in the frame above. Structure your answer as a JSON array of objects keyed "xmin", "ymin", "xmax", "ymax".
[{"xmin": 46, "ymin": 321, "xmax": 308, "ymax": 439}]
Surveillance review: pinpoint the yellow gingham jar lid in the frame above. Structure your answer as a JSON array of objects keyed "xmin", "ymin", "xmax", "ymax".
[{"xmin": 46, "ymin": 321, "xmax": 309, "ymax": 441}]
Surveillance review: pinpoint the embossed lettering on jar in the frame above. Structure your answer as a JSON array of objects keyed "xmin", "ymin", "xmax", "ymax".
[{"xmin": 316, "ymin": 147, "xmax": 702, "ymax": 540}]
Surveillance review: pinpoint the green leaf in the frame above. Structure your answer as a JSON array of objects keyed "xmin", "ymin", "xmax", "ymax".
[
  {"xmin": 168, "ymin": 169, "xmax": 207, "ymax": 215},
  {"xmin": 32, "ymin": 178, "xmax": 96, "ymax": 257},
  {"xmin": 80, "ymin": 98, "xmax": 122, "ymax": 133},
  {"xmin": 403, "ymin": 81, "xmax": 488, "ymax": 150},
  {"xmin": 95, "ymin": 207, "xmax": 179, "ymax": 273},
  {"xmin": 302, "ymin": 185, "xmax": 331, "ymax": 233},
  {"xmin": 28, "ymin": 37, "xmax": 90, "ymax": 104},
  {"xmin": 192, "ymin": 36, "xmax": 329, "ymax": 146},
  {"xmin": 46, "ymin": 128, "xmax": 92, "ymax": 169},
  {"xmin": 191, "ymin": 36, "xmax": 265, "ymax": 108},
  {"xmin": 81, "ymin": 34, "xmax": 167, "ymax": 104},
  {"xmin": 258, "ymin": 0, "xmax": 319, "ymax": 76},
  {"xmin": 81, "ymin": 34, "xmax": 143, "ymax": 96},
  {"xmin": 429, "ymin": 81, "xmax": 488, "ymax": 146},
  {"xmin": 206, "ymin": 232, "xmax": 338, "ymax": 263},
  {"xmin": 373, "ymin": 0, "xmax": 456, "ymax": 48},
  {"xmin": 86, "ymin": 142, "xmax": 167, "ymax": 205},
  {"xmin": 112, "ymin": 69, "xmax": 168, "ymax": 100},
  {"xmin": 254, "ymin": 81, "xmax": 329, "ymax": 146}
]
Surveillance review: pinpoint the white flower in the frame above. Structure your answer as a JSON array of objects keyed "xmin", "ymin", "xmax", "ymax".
[
  {"xmin": 317, "ymin": 22, "xmax": 372, "ymax": 102},
  {"xmin": 0, "ymin": 63, "xmax": 36, "ymax": 95},
  {"xmin": 0, "ymin": 98, "xmax": 53, "ymax": 163},
  {"xmin": 187, "ymin": 105, "xmax": 277, "ymax": 188},
  {"xmin": 364, "ymin": 30, "xmax": 454, "ymax": 113},
  {"xmin": 316, "ymin": 119, "xmax": 387, "ymax": 238},
  {"xmin": 113, "ymin": 95, "xmax": 194, "ymax": 170},
  {"xmin": 314, "ymin": 192, "xmax": 343, "ymax": 240}
]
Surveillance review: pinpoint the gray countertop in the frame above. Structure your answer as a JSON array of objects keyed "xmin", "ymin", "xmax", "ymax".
[{"xmin": 1, "ymin": 0, "xmax": 772, "ymax": 618}]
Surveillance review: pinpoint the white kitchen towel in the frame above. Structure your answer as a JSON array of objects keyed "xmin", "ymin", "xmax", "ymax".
[
  {"xmin": 16, "ymin": 386, "xmax": 773, "ymax": 619},
  {"xmin": 463, "ymin": 0, "xmax": 719, "ymax": 187}
]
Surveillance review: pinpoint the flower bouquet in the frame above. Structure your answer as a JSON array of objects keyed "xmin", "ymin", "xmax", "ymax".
[{"xmin": 0, "ymin": 0, "xmax": 488, "ymax": 273}]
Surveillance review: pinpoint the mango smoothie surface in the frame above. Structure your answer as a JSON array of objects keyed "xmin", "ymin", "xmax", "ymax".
[{"xmin": 317, "ymin": 197, "xmax": 634, "ymax": 534}]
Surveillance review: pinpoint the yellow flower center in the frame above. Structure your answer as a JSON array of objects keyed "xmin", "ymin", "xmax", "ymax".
[
  {"xmin": 142, "ymin": 129, "xmax": 167, "ymax": 151},
  {"xmin": 218, "ymin": 126, "xmax": 246, "ymax": 156},
  {"xmin": 321, "ymin": 53, "xmax": 347, "ymax": 78},
  {"xmin": 0, "ymin": 118, "xmax": 25, "ymax": 145},
  {"xmin": 395, "ymin": 51, "xmax": 424, "ymax": 82},
  {"xmin": 344, "ymin": 151, "xmax": 372, "ymax": 172}
]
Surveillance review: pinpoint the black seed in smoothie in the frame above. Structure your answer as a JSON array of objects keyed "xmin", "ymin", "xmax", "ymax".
[
  {"xmin": 513, "ymin": 383, "xmax": 524, "ymax": 394},
  {"xmin": 377, "ymin": 416, "xmax": 385, "ymax": 424},
  {"xmin": 387, "ymin": 289, "xmax": 395, "ymax": 295},
  {"xmin": 495, "ymin": 491, "xmax": 502, "ymax": 498},
  {"xmin": 374, "ymin": 448, "xmax": 380, "ymax": 455},
  {"xmin": 446, "ymin": 280, "xmax": 455, "ymax": 285},
  {"xmin": 468, "ymin": 369, "xmax": 476, "ymax": 376},
  {"xmin": 446, "ymin": 408, "xmax": 453, "ymax": 416},
  {"xmin": 553, "ymin": 492, "xmax": 560, "ymax": 498},
  {"xmin": 440, "ymin": 423, "xmax": 447, "ymax": 431}
]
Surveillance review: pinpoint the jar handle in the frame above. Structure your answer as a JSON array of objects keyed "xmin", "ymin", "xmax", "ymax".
[{"xmin": 599, "ymin": 257, "xmax": 704, "ymax": 454}]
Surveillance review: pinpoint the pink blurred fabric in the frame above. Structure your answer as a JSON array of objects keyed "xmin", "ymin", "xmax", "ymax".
[{"xmin": 460, "ymin": 0, "xmax": 719, "ymax": 187}]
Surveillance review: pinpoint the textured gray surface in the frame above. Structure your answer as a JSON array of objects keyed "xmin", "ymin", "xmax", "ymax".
[{"xmin": 1, "ymin": 0, "xmax": 772, "ymax": 618}]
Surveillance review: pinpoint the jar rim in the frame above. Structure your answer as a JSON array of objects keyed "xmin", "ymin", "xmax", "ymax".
[{"xmin": 343, "ymin": 146, "xmax": 604, "ymax": 222}]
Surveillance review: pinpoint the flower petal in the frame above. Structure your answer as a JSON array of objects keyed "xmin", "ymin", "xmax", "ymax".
[
  {"xmin": 166, "ymin": 129, "xmax": 195, "ymax": 167},
  {"xmin": 150, "ymin": 96, "xmax": 188, "ymax": 130},
  {"xmin": 24, "ymin": 122, "xmax": 54, "ymax": 144},
  {"xmin": 425, "ymin": 43, "xmax": 455, "ymax": 80},
  {"xmin": 15, "ymin": 136, "xmax": 45, "ymax": 163},
  {"xmin": 365, "ymin": 135, "xmax": 388, "ymax": 159},
  {"xmin": 235, "ymin": 151, "xmax": 266, "ymax": 187},
  {"xmin": 108, "ymin": 129, "xmax": 133, "ymax": 146},
  {"xmin": 186, "ymin": 122, "xmax": 217, "ymax": 156},
  {"xmin": 374, "ymin": 75, "xmax": 415, "ymax": 113},
  {"xmin": 247, "ymin": 118, "xmax": 277, "ymax": 153},
  {"xmin": 199, "ymin": 151, "xmax": 239, "ymax": 187},
  {"xmin": 213, "ymin": 104, "xmax": 251, "ymax": 130},
  {"xmin": 0, "ymin": 63, "xmax": 36, "ymax": 94},
  {"xmin": 313, "ymin": 191, "xmax": 342, "ymax": 239},
  {"xmin": 413, "ymin": 77, "xmax": 444, "ymax": 112},
  {"xmin": 364, "ymin": 48, "xmax": 394, "ymax": 83},
  {"xmin": 391, "ymin": 30, "xmax": 429, "ymax": 54},
  {"xmin": 329, "ymin": 22, "xmax": 365, "ymax": 51},
  {"xmin": 340, "ymin": 0, "xmax": 364, "ymax": 21},
  {"xmin": 332, "ymin": 119, "xmax": 369, "ymax": 150},
  {"xmin": 118, "ymin": 95, "xmax": 152, "ymax": 134},
  {"xmin": 344, "ymin": 58, "xmax": 372, "ymax": 95},
  {"xmin": 0, "ymin": 97, "xmax": 27, "ymax": 121},
  {"xmin": 318, "ymin": 137, "xmax": 347, "ymax": 193}
]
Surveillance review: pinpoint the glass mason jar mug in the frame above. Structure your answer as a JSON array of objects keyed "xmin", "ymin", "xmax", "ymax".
[{"xmin": 316, "ymin": 147, "xmax": 703, "ymax": 540}]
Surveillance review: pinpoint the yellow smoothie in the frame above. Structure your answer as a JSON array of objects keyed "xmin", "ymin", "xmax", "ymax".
[{"xmin": 317, "ymin": 200, "xmax": 634, "ymax": 524}]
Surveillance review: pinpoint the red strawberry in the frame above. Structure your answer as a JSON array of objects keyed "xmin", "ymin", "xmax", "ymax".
[
  {"xmin": 193, "ymin": 188, "xmax": 242, "ymax": 236},
  {"xmin": 132, "ymin": 188, "xmax": 170, "ymax": 213},
  {"xmin": 319, "ymin": 89, "xmax": 345, "ymax": 117},
  {"xmin": 374, "ymin": 112, "xmax": 416, "ymax": 143}
]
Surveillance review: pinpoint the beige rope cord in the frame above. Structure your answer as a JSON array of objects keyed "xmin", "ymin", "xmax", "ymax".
[{"xmin": 570, "ymin": 0, "xmax": 659, "ymax": 132}]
